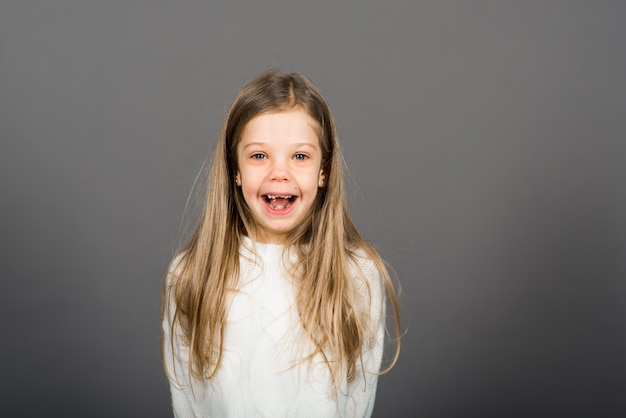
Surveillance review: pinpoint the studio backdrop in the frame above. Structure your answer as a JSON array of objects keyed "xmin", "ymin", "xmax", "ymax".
[{"xmin": 1, "ymin": 1, "xmax": 624, "ymax": 417}]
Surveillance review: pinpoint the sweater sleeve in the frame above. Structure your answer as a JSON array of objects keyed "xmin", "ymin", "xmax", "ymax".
[
  {"xmin": 346, "ymin": 254, "xmax": 386, "ymax": 418},
  {"xmin": 162, "ymin": 255, "xmax": 206, "ymax": 418}
]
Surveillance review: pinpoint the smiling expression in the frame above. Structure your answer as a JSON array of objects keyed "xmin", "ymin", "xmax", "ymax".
[{"xmin": 236, "ymin": 107, "xmax": 325, "ymax": 244}]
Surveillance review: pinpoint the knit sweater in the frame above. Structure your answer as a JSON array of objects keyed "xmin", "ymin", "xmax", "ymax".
[{"xmin": 162, "ymin": 237, "xmax": 386, "ymax": 417}]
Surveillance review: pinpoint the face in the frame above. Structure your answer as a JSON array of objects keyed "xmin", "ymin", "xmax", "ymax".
[{"xmin": 236, "ymin": 107, "xmax": 325, "ymax": 244}]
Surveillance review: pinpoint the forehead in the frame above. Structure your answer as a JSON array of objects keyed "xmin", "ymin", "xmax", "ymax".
[{"xmin": 239, "ymin": 107, "xmax": 321, "ymax": 146}]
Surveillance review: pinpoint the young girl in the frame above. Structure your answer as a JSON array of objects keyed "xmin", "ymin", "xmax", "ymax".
[{"xmin": 162, "ymin": 70, "xmax": 400, "ymax": 417}]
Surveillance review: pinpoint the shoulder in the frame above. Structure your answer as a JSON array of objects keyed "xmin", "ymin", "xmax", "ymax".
[
  {"xmin": 347, "ymin": 247, "xmax": 387, "ymax": 327},
  {"xmin": 348, "ymin": 248, "xmax": 381, "ymax": 279},
  {"xmin": 347, "ymin": 247, "xmax": 384, "ymax": 297},
  {"xmin": 165, "ymin": 252, "xmax": 187, "ymax": 286}
]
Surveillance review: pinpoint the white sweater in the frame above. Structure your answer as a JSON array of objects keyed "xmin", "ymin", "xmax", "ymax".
[{"xmin": 162, "ymin": 237, "xmax": 386, "ymax": 417}]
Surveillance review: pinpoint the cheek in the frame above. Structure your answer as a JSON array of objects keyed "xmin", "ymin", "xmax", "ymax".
[
  {"xmin": 241, "ymin": 183, "xmax": 255, "ymax": 199},
  {"xmin": 240, "ymin": 176, "xmax": 264, "ymax": 203}
]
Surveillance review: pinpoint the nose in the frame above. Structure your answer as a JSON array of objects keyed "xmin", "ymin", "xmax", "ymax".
[{"xmin": 269, "ymin": 158, "xmax": 290, "ymax": 182}]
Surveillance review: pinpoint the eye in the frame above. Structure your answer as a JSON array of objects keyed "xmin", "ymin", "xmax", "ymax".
[
  {"xmin": 251, "ymin": 153, "xmax": 266, "ymax": 160},
  {"xmin": 293, "ymin": 153, "xmax": 308, "ymax": 161}
]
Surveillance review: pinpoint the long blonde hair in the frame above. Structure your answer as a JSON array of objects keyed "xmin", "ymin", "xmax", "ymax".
[{"xmin": 163, "ymin": 69, "xmax": 400, "ymax": 393}]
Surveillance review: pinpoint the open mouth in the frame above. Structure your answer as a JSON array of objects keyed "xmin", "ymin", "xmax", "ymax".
[{"xmin": 263, "ymin": 194, "xmax": 295, "ymax": 210}]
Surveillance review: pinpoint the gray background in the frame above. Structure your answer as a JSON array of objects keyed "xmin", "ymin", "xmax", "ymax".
[{"xmin": 1, "ymin": 1, "xmax": 624, "ymax": 417}]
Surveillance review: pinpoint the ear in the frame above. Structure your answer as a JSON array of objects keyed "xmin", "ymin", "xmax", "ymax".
[
  {"xmin": 318, "ymin": 169, "xmax": 325, "ymax": 188},
  {"xmin": 235, "ymin": 172, "xmax": 241, "ymax": 186}
]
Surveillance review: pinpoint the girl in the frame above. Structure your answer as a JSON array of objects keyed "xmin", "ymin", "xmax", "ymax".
[{"xmin": 162, "ymin": 70, "xmax": 400, "ymax": 417}]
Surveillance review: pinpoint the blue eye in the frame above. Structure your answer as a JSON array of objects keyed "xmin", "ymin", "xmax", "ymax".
[
  {"xmin": 294, "ymin": 153, "xmax": 308, "ymax": 160},
  {"xmin": 251, "ymin": 153, "xmax": 266, "ymax": 160}
]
